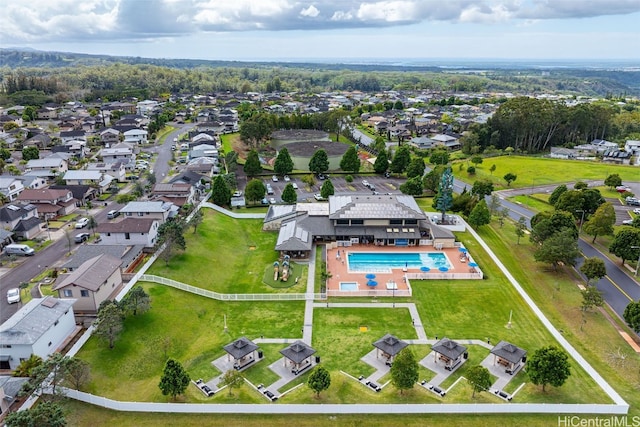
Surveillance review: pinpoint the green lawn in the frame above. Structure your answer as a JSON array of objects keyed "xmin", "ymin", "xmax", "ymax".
[
  {"xmin": 507, "ymin": 194, "xmax": 553, "ymax": 214},
  {"xmin": 451, "ymin": 156, "xmax": 639, "ymax": 189}
]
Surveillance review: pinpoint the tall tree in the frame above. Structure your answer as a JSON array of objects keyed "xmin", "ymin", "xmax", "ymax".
[
  {"xmin": 243, "ymin": 149, "xmax": 262, "ymax": 177},
  {"xmin": 158, "ymin": 358, "xmax": 191, "ymax": 400},
  {"xmin": 21, "ymin": 146, "xmax": 39, "ymax": 161},
  {"xmin": 281, "ymin": 183, "xmax": 298, "ymax": 204},
  {"xmin": 609, "ymin": 228, "xmax": 640, "ymax": 266},
  {"xmin": 623, "ymin": 301, "xmax": 640, "ymax": 333},
  {"xmin": 527, "ymin": 346, "xmax": 571, "ymax": 392},
  {"xmin": 579, "ymin": 257, "xmax": 606, "ymax": 285},
  {"xmin": 406, "ymin": 157, "xmax": 425, "ymax": 179},
  {"xmin": 21, "ymin": 353, "xmax": 73, "ymax": 398},
  {"xmin": 604, "ymin": 173, "xmax": 622, "ymax": 189},
  {"xmin": 399, "ymin": 176, "xmax": 424, "ymax": 196},
  {"xmin": 93, "ymin": 300, "xmax": 124, "ymax": 349},
  {"xmin": 530, "ymin": 211, "xmax": 577, "ymax": 244},
  {"xmin": 373, "ymin": 150, "xmax": 389, "ymax": 174},
  {"xmin": 390, "ymin": 145, "xmax": 411, "ymax": 173},
  {"xmin": 189, "ymin": 209, "xmax": 204, "ymax": 234},
  {"xmin": 274, "ymin": 147, "xmax": 294, "ymax": 176},
  {"xmin": 515, "ymin": 217, "xmax": 527, "ymax": 244},
  {"xmin": 471, "ymin": 179, "xmax": 494, "ymax": 198},
  {"xmin": 123, "ymin": 285, "xmax": 151, "ymax": 316},
  {"xmin": 156, "ymin": 220, "xmax": 186, "ymax": 265},
  {"xmin": 244, "ymin": 179, "xmax": 266, "ymax": 204},
  {"xmin": 429, "ymin": 150, "xmax": 449, "ymax": 166},
  {"xmin": 581, "ymin": 285, "xmax": 604, "ymax": 312},
  {"xmin": 548, "ymin": 185, "xmax": 568, "ymax": 206},
  {"xmin": 583, "ymin": 202, "xmax": 615, "ymax": 243},
  {"xmin": 309, "ymin": 149, "xmax": 329, "ymax": 174},
  {"xmin": 320, "ymin": 179, "xmax": 335, "ymax": 199},
  {"xmin": 390, "ymin": 347, "xmax": 419, "ymax": 394},
  {"xmin": 488, "ymin": 194, "xmax": 501, "ymax": 216},
  {"xmin": 339, "ymin": 145, "xmax": 360, "ymax": 174},
  {"xmin": 534, "ymin": 228, "xmax": 580, "ymax": 271},
  {"xmin": 466, "ymin": 365, "xmax": 492, "ymax": 398},
  {"xmin": 307, "ymin": 366, "xmax": 331, "ymax": 397},
  {"xmin": 5, "ymin": 401, "xmax": 66, "ymax": 427},
  {"xmin": 66, "ymin": 357, "xmax": 91, "ymax": 391},
  {"xmin": 436, "ymin": 167, "xmax": 454, "ymax": 222},
  {"xmin": 220, "ymin": 369, "xmax": 244, "ymax": 396},
  {"xmin": 503, "ymin": 172, "xmax": 517, "ymax": 186},
  {"xmin": 211, "ymin": 175, "xmax": 232, "ymax": 207},
  {"xmin": 468, "ymin": 199, "xmax": 491, "ymax": 228}
]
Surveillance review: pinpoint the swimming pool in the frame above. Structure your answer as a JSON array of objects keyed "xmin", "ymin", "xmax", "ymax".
[
  {"xmin": 339, "ymin": 282, "xmax": 358, "ymax": 291},
  {"xmin": 347, "ymin": 252, "xmax": 452, "ymax": 273}
]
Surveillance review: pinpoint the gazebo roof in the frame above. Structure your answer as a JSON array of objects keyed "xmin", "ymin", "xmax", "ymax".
[
  {"xmin": 372, "ymin": 334, "xmax": 408, "ymax": 356},
  {"xmin": 432, "ymin": 337, "xmax": 467, "ymax": 360},
  {"xmin": 223, "ymin": 337, "xmax": 259, "ymax": 360},
  {"xmin": 279, "ymin": 340, "xmax": 316, "ymax": 364},
  {"xmin": 490, "ymin": 340, "xmax": 527, "ymax": 364}
]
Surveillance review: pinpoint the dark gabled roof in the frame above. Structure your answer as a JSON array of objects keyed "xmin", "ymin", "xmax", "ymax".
[
  {"xmin": 168, "ymin": 171, "xmax": 208, "ymax": 185},
  {"xmin": 49, "ymin": 185, "xmax": 95, "ymax": 201},
  {"xmin": 490, "ymin": 340, "xmax": 527, "ymax": 364},
  {"xmin": 62, "ymin": 244, "xmax": 144, "ymax": 271},
  {"xmin": 429, "ymin": 222, "xmax": 455, "ymax": 240},
  {"xmin": 60, "ymin": 130, "xmax": 86, "ymax": 137},
  {"xmin": 373, "ymin": 334, "xmax": 408, "ymax": 356},
  {"xmin": 432, "ymin": 337, "xmax": 467, "ymax": 360},
  {"xmin": 329, "ymin": 195, "xmax": 426, "ymax": 221},
  {"xmin": 279, "ymin": 340, "xmax": 316, "ymax": 364},
  {"xmin": 0, "ymin": 203, "xmax": 36, "ymax": 221},
  {"xmin": 97, "ymin": 218, "xmax": 156, "ymax": 233},
  {"xmin": 53, "ymin": 254, "xmax": 121, "ymax": 292},
  {"xmin": 13, "ymin": 216, "xmax": 42, "ymax": 232},
  {"xmin": 223, "ymin": 337, "xmax": 259, "ymax": 359}
]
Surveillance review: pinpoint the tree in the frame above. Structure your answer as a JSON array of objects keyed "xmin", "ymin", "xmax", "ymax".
[
  {"xmin": 66, "ymin": 357, "xmax": 91, "ymax": 390},
  {"xmin": 309, "ymin": 149, "xmax": 329, "ymax": 174},
  {"xmin": 488, "ymin": 194, "xmax": 501, "ymax": 216},
  {"xmin": 281, "ymin": 183, "xmax": 298, "ymax": 204},
  {"xmin": 399, "ymin": 176, "xmax": 424, "ymax": 196},
  {"xmin": 470, "ymin": 155, "xmax": 483, "ymax": 166},
  {"xmin": 21, "ymin": 353, "xmax": 73, "ymax": 398},
  {"xmin": 583, "ymin": 202, "xmax": 615, "ymax": 243},
  {"xmin": 548, "ymin": 184, "xmax": 568, "ymax": 206},
  {"xmin": 468, "ymin": 199, "xmax": 491, "ymax": 228},
  {"xmin": 320, "ymin": 179, "xmax": 335, "ymax": 199},
  {"xmin": 623, "ymin": 301, "xmax": 640, "ymax": 333},
  {"xmin": 13, "ymin": 354, "xmax": 43, "ymax": 378},
  {"xmin": 390, "ymin": 347, "xmax": 418, "ymax": 394},
  {"xmin": 390, "ymin": 146, "xmax": 411, "ymax": 173},
  {"xmin": 220, "ymin": 369, "xmax": 244, "ymax": 396},
  {"xmin": 534, "ymin": 228, "xmax": 580, "ymax": 271},
  {"xmin": 471, "ymin": 179, "xmax": 494, "ymax": 198},
  {"xmin": 21, "ymin": 146, "xmax": 39, "ymax": 161},
  {"xmin": 466, "ymin": 166, "xmax": 476, "ymax": 175},
  {"xmin": 516, "ymin": 216, "xmax": 527, "ymax": 244},
  {"xmin": 373, "ymin": 150, "xmax": 389, "ymax": 174},
  {"xmin": 307, "ymin": 366, "xmax": 331, "ymax": 397},
  {"xmin": 189, "ymin": 209, "xmax": 204, "ymax": 234},
  {"xmin": 503, "ymin": 172, "xmax": 517, "ymax": 186},
  {"xmin": 274, "ymin": 147, "xmax": 294, "ymax": 176},
  {"xmin": 245, "ymin": 179, "xmax": 266, "ymax": 204},
  {"xmin": 339, "ymin": 145, "xmax": 360, "ymax": 174},
  {"xmin": 530, "ymin": 210, "xmax": 577, "ymax": 244},
  {"xmin": 466, "ymin": 365, "xmax": 491, "ymax": 398},
  {"xmin": 5, "ymin": 401, "xmax": 66, "ymax": 427},
  {"xmin": 158, "ymin": 358, "xmax": 191, "ymax": 400},
  {"xmin": 93, "ymin": 300, "xmax": 124, "ymax": 349},
  {"xmin": 581, "ymin": 285, "xmax": 604, "ymax": 312},
  {"xmin": 436, "ymin": 167, "xmax": 454, "ymax": 222},
  {"xmin": 156, "ymin": 220, "xmax": 186, "ymax": 265},
  {"xmin": 123, "ymin": 285, "xmax": 151, "ymax": 316},
  {"xmin": 527, "ymin": 346, "xmax": 571, "ymax": 392},
  {"xmin": 406, "ymin": 158, "xmax": 425, "ymax": 179},
  {"xmin": 87, "ymin": 215, "xmax": 97, "ymax": 236},
  {"xmin": 243, "ymin": 149, "xmax": 262, "ymax": 177},
  {"xmin": 0, "ymin": 148, "xmax": 11, "ymax": 160},
  {"xmin": 580, "ymin": 257, "xmax": 606, "ymax": 285},
  {"xmin": 211, "ymin": 175, "xmax": 232, "ymax": 207},
  {"xmin": 489, "ymin": 164, "xmax": 496, "ymax": 175},
  {"xmin": 604, "ymin": 173, "xmax": 622, "ymax": 189},
  {"xmin": 609, "ymin": 228, "xmax": 640, "ymax": 266},
  {"xmin": 429, "ymin": 150, "xmax": 449, "ymax": 166}
]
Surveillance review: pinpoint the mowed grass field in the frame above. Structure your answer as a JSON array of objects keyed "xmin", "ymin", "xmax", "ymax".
[{"xmin": 451, "ymin": 155, "xmax": 639, "ymax": 189}]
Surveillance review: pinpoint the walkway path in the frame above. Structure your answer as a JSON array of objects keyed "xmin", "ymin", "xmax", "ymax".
[
  {"xmin": 302, "ymin": 245, "xmax": 317, "ymax": 345},
  {"xmin": 200, "ymin": 202, "xmax": 266, "ymax": 219}
]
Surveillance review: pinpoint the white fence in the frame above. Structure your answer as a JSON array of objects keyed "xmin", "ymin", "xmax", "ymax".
[
  {"xmin": 140, "ymin": 274, "xmax": 326, "ymax": 301},
  {"xmin": 326, "ymin": 289, "xmax": 412, "ymax": 298},
  {"xmin": 405, "ymin": 271, "xmax": 483, "ymax": 280}
]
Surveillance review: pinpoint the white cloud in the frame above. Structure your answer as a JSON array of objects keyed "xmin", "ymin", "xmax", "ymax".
[
  {"xmin": 355, "ymin": 1, "xmax": 419, "ymax": 22},
  {"xmin": 300, "ymin": 5, "xmax": 320, "ymax": 18}
]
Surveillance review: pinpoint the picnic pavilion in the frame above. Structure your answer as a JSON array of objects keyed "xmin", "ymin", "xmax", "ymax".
[
  {"xmin": 432, "ymin": 337, "xmax": 468, "ymax": 371},
  {"xmin": 280, "ymin": 340, "xmax": 317, "ymax": 375},
  {"xmin": 372, "ymin": 334, "xmax": 408, "ymax": 364},
  {"xmin": 490, "ymin": 341, "xmax": 527, "ymax": 375},
  {"xmin": 223, "ymin": 337, "xmax": 260, "ymax": 370}
]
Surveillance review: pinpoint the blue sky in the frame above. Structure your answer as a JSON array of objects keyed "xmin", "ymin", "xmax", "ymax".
[{"xmin": 1, "ymin": 0, "xmax": 639, "ymax": 61}]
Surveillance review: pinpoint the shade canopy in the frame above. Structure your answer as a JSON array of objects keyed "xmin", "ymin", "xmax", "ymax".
[
  {"xmin": 458, "ymin": 247, "xmax": 467, "ymax": 253},
  {"xmin": 420, "ymin": 266, "xmax": 430, "ymax": 272},
  {"xmin": 438, "ymin": 266, "xmax": 449, "ymax": 272},
  {"xmin": 365, "ymin": 273, "xmax": 376, "ymax": 279},
  {"xmin": 468, "ymin": 262, "xmax": 478, "ymax": 267},
  {"xmin": 367, "ymin": 280, "xmax": 378, "ymax": 287}
]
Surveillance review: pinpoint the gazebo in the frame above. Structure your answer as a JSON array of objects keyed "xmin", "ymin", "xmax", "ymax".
[
  {"xmin": 280, "ymin": 340, "xmax": 317, "ymax": 375},
  {"xmin": 223, "ymin": 337, "xmax": 260, "ymax": 370},
  {"xmin": 372, "ymin": 334, "xmax": 408, "ymax": 364},
  {"xmin": 432, "ymin": 337, "xmax": 468, "ymax": 371},
  {"xmin": 490, "ymin": 341, "xmax": 527, "ymax": 375}
]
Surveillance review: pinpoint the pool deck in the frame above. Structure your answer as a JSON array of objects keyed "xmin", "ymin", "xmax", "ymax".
[{"xmin": 326, "ymin": 244, "xmax": 478, "ymax": 296}]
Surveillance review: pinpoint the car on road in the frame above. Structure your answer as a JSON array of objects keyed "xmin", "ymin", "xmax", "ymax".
[
  {"xmin": 7, "ymin": 288, "xmax": 20, "ymax": 304},
  {"xmin": 75, "ymin": 217, "xmax": 89, "ymax": 228},
  {"xmin": 272, "ymin": 175, "xmax": 279, "ymax": 182},
  {"xmin": 74, "ymin": 232, "xmax": 90, "ymax": 243},
  {"xmin": 107, "ymin": 210, "xmax": 120, "ymax": 219},
  {"xmin": 266, "ymin": 184, "xmax": 274, "ymax": 195}
]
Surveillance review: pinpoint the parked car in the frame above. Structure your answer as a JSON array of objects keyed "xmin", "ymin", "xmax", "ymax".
[
  {"xmin": 292, "ymin": 183, "xmax": 298, "ymax": 190},
  {"xmin": 107, "ymin": 210, "xmax": 120, "ymax": 219},
  {"xmin": 269, "ymin": 197, "xmax": 276, "ymax": 204},
  {"xmin": 633, "ymin": 208, "xmax": 640, "ymax": 215},
  {"xmin": 232, "ymin": 191, "xmax": 243, "ymax": 198},
  {"xmin": 127, "ymin": 175, "xmax": 140, "ymax": 181},
  {"xmin": 266, "ymin": 185, "xmax": 274, "ymax": 195},
  {"xmin": 7, "ymin": 288, "xmax": 20, "ymax": 304},
  {"xmin": 284, "ymin": 175, "xmax": 290, "ymax": 182},
  {"xmin": 314, "ymin": 193, "xmax": 325, "ymax": 201},
  {"xmin": 3, "ymin": 244, "xmax": 35, "ymax": 256},
  {"xmin": 75, "ymin": 217, "xmax": 89, "ymax": 228},
  {"xmin": 261, "ymin": 198, "xmax": 269, "ymax": 205},
  {"xmin": 616, "ymin": 185, "xmax": 632, "ymax": 193},
  {"xmin": 75, "ymin": 232, "xmax": 90, "ymax": 243},
  {"xmin": 272, "ymin": 175, "xmax": 279, "ymax": 182},
  {"xmin": 622, "ymin": 219, "xmax": 634, "ymax": 225}
]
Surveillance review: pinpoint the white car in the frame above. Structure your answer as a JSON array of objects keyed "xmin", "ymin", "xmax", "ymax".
[
  {"xmin": 284, "ymin": 175, "xmax": 290, "ymax": 182},
  {"xmin": 634, "ymin": 208, "xmax": 640, "ymax": 215},
  {"xmin": 314, "ymin": 193, "xmax": 325, "ymax": 201},
  {"xmin": 269, "ymin": 197, "xmax": 276, "ymax": 204},
  {"xmin": 272, "ymin": 175, "xmax": 279, "ymax": 182},
  {"xmin": 292, "ymin": 183, "xmax": 298, "ymax": 190},
  {"xmin": 622, "ymin": 219, "xmax": 634, "ymax": 225},
  {"xmin": 7, "ymin": 288, "xmax": 20, "ymax": 304},
  {"xmin": 75, "ymin": 217, "xmax": 89, "ymax": 228}
]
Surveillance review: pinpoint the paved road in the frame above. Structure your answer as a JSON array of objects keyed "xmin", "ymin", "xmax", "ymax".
[{"xmin": 146, "ymin": 123, "xmax": 196, "ymax": 183}]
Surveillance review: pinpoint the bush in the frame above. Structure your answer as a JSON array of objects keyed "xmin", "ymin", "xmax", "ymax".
[
  {"xmin": 467, "ymin": 166, "xmax": 476, "ymax": 175},
  {"xmin": 345, "ymin": 175, "xmax": 353, "ymax": 183}
]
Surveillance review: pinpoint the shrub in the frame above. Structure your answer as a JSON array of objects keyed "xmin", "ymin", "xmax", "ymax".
[
  {"xmin": 467, "ymin": 166, "xmax": 476, "ymax": 175},
  {"xmin": 345, "ymin": 175, "xmax": 353, "ymax": 183}
]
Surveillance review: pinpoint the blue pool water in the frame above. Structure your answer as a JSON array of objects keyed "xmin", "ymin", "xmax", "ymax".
[
  {"xmin": 348, "ymin": 252, "xmax": 451, "ymax": 272},
  {"xmin": 340, "ymin": 282, "xmax": 358, "ymax": 291}
]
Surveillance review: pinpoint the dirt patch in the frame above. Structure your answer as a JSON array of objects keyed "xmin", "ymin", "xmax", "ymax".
[
  {"xmin": 249, "ymin": 246, "xmax": 256, "ymax": 250},
  {"xmin": 285, "ymin": 140, "xmax": 350, "ymax": 156},
  {"xmin": 271, "ymin": 129, "xmax": 329, "ymax": 141}
]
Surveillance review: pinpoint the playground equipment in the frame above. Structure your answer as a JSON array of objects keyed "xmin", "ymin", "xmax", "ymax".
[
  {"xmin": 281, "ymin": 255, "xmax": 290, "ymax": 282},
  {"xmin": 273, "ymin": 261, "xmax": 280, "ymax": 281}
]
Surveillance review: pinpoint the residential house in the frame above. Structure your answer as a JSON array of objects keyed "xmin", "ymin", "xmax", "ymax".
[
  {"xmin": 549, "ymin": 147, "xmax": 577, "ymax": 160},
  {"xmin": 23, "ymin": 133, "xmax": 51, "ymax": 149},
  {"xmin": 123, "ymin": 128, "xmax": 148, "ymax": 145},
  {"xmin": 100, "ymin": 128, "xmax": 121, "ymax": 146},
  {"xmin": 591, "ymin": 139, "xmax": 618, "ymax": 153},
  {"xmin": 101, "ymin": 143, "xmax": 135, "ymax": 164},
  {"xmin": 17, "ymin": 188, "xmax": 77, "ymax": 220},
  {"xmin": 26, "ymin": 157, "xmax": 68, "ymax": 175},
  {"xmin": 136, "ymin": 100, "xmax": 159, "ymax": 116},
  {"xmin": 17, "ymin": 175, "xmax": 47, "ymax": 191},
  {"xmin": 49, "ymin": 185, "xmax": 97, "ymax": 206},
  {"xmin": 0, "ymin": 203, "xmax": 41, "ymax": 240},
  {"xmin": 409, "ymin": 136, "xmax": 438, "ymax": 150},
  {"xmin": 96, "ymin": 218, "xmax": 160, "ymax": 248},
  {"xmin": 431, "ymin": 134, "xmax": 461, "ymax": 150},
  {"xmin": 86, "ymin": 162, "xmax": 126, "ymax": 182},
  {"xmin": 186, "ymin": 157, "xmax": 220, "ymax": 176},
  {"xmin": 36, "ymin": 106, "xmax": 58, "ymax": 120},
  {"xmin": 624, "ymin": 140, "xmax": 640, "ymax": 164},
  {"xmin": 0, "ymin": 229, "xmax": 14, "ymax": 250},
  {"xmin": 0, "ymin": 176, "xmax": 25, "ymax": 201},
  {"xmin": 0, "ymin": 376, "xmax": 29, "ymax": 415},
  {"xmin": 118, "ymin": 201, "xmax": 177, "ymax": 223},
  {"xmin": 151, "ymin": 183, "xmax": 196, "ymax": 207},
  {"xmin": 63, "ymin": 170, "xmax": 112, "ymax": 192},
  {"xmin": 189, "ymin": 144, "xmax": 219, "ymax": 161},
  {"xmin": 62, "ymin": 244, "xmax": 145, "ymax": 274},
  {"xmin": 0, "ymin": 114, "xmax": 22, "ymax": 127},
  {"xmin": 53, "ymin": 254, "xmax": 123, "ymax": 315},
  {"xmin": 59, "ymin": 129, "xmax": 86, "ymax": 144},
  {"xmin": 0, "ymin": 297, "xmax": 77, "ymax": 370}
]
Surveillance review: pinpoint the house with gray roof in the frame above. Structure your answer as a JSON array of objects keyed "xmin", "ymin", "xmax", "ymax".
[
  {"xmin": 0, "ymin": 375, "xmax": 29, "ymax": 414},
  {"xmin": 490, "ymin": 341, "xmax": 527, "ymax": 375},
  {"xmin": 118, "ymin": 201, "xmax": 177, "ymax": 223},
  {"xmin": 432, "ymin": 337, "xmax": 468, "ymax": 371},
  {"xmin": 26, "ymin": 157, "xmax": 68, "ymax": 175},
  {"xmin": 53, "ymin": 254, "xmax": 123, "ymax": 314},
  {"xmin": 0, "ymin": 176, "xmax": 24, "ymax": 202},
  {"xmin": 96, "ymin": 218, "xmax": 160, "ymax": 248},
  {"xmin": 61, "ymin": 244, "xmax": 145, "ymax": 273},
  {"xmin": 151, "ymin": 183, "xmax": 196, "ymax": 207},
  {"xmin": 0, "ymin": 297, "xmax": 77, "ymax": 370}
]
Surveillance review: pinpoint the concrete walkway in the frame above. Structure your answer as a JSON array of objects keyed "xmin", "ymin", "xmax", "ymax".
[
  {"xmin": 302, "ymin": 245, "xmax": 317, "ymax": 345},
  {"xmin": 200, "ymin": 202, "xmax": 266, "ymax": 219}
]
